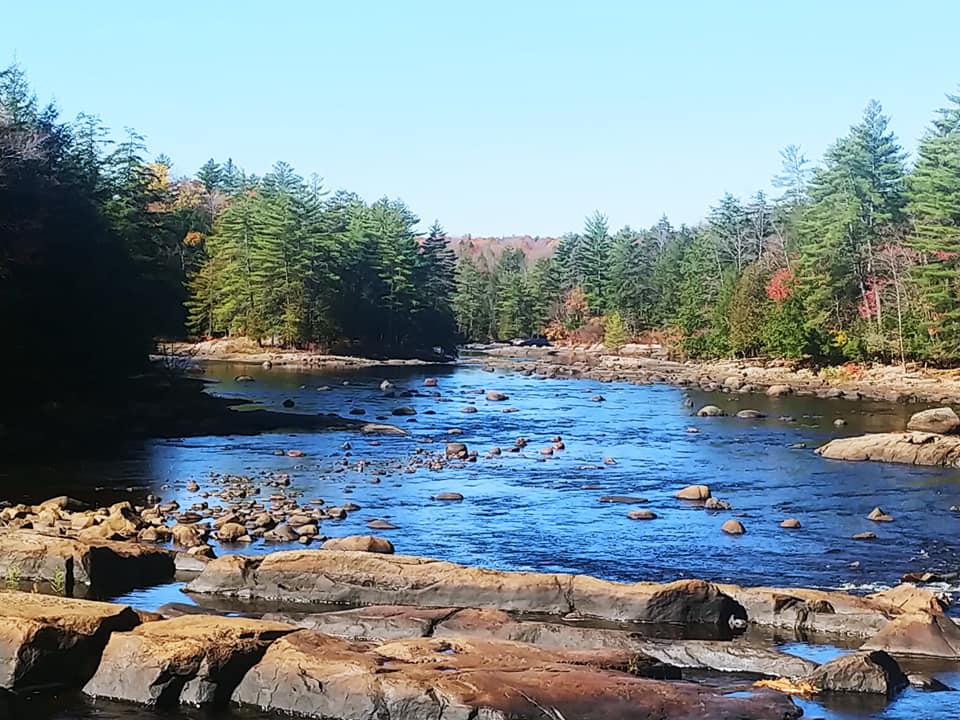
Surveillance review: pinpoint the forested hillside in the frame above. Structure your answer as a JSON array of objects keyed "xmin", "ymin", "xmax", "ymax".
[
  {"xmin": 6, "ymin": 59, "xmax": 960, "ymax": 376},
  {"xmin": 454, "ymin": 99, "xmax": 960, "ymax": 365}
]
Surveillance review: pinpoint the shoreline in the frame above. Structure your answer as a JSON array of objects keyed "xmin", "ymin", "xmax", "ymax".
[{"xmin": 169, "ymin": 339, "xmax": 960, "ymax": 406}]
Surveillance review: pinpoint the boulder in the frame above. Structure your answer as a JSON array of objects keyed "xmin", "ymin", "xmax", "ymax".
[
  {"xmin": 391, "ymin": 406, "xmax": 416, "ymax": 416},
  {"xmin": 804, "ymin": 650, "xmax": 907, "ymax": 695},
  {"xmin": 0, "ymin": 591, "xmax": 140, "ymax": 689},
  {"xmin": 321, "ymin": 536, "xmax": 395, "ymax": 554},
  {"xmin": 780, "ymin": 518, "xmax": 802, "ymax": 529},
  {"xmin": 906, "ymin": 407, "xmax": 960, "ymax": 434},
  {"xmin": 816, "ymin": 431, "xmax": 960, "ymax": 467},
  {"xmin": 366, "ymin": 519, "xmax": 398, "ymax": 530},
  {"xmin": 83, "ymin": 615, "xmax": 295, "ymax": 707},
  {"xmin": 186, "ymin": 551, "xmax": 745, "ymax": 627},
  {"xmin": 233, "ymin": 630, "xmax": 801, "ymax": 720},
  {"xmin": 433, "ymin": 492, "xmax": 464, "ymax": 501},
  {"xmin": 444, "ymin": 442, "xmax": 468, "ymax": 460},
  {"xmin": 704, "ymin": 497, "xmax": 732, "ymax": 510},
  {"xmin": 216, "ymin": 522, "xmax": 249, "ymax": 542},
  {"xmin": 867, "ymin": 507, "xmax": 894, "ymax": 522},
  {"xmin": 696, "ymin": 405, "xmax": 726, "ymax": 417},
  {"xmin": 866, "ymin": 584, "xmax": 949, "ymax": 616},
  {"xmin": 765, "ymin": 384, "xmax": 793, "ymax": 397},
  {"xmin": 485, "ymin": 391, "xmax": 509, "ymax": 401},
  {"xmin": 0, "ymin": 530, "xmax": 174, "ymax": 594},
  {"xmin": 721, "ymin": 519, "xmax": 745, "ymax": 535},
  {"xmin": 736, "ymin": 409, "xmax": 766, "ymax": 419},
  {"xmin": 423, "ymin": 377, "xmax": 438, "ymax": 387},
  {"xmin": 861, "ymin": 612, "xmax": 960, "ymax": 659},
  {"xmin": 171, "ymin": 524, "xmax": 205, "ymax": 548},
  {"xmin": 676, "ymin": 484, "xmax": 711, "ymax": 501},
  {"xmin": 627, "ymin": 509, "xmax": 658, "ymax": 520},
  {"xmin": 853, "ymin": 532, "xmax": 876, "ymax": 540}
]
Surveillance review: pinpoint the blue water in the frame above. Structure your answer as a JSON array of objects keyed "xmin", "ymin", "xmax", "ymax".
[{"xmin": 4, "ymin": 359, "xmax": 960, "ymax": 719}]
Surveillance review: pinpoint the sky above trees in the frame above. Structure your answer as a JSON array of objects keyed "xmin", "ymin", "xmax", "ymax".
[{"xmin": 4, "ymin": 1, "xmax": 960, "ymax": 236}]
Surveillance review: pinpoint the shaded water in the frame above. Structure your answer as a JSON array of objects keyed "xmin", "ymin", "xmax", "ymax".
[{"xmin": 3, "ymin": 360, "xmax": 960, "ymax": 719}]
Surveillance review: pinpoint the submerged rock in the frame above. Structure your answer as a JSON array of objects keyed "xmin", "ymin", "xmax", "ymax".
[{"xmin": 696, "ymin": 405, "xmax": 726, "ymax": 417}]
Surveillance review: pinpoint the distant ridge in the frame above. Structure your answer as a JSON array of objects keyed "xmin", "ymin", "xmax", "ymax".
[{"xmin": 448, "ymin": 234, "xmax": 561, "ymax": 264}]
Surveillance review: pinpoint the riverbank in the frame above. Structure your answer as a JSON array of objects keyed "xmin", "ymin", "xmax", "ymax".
[
  {"xmin": 471, "ymin": 345, "xmax": 960, "ymax": 405},
  {"xmin": 0, "ymin": 372, "xmax": 403, "ymax": 458}
]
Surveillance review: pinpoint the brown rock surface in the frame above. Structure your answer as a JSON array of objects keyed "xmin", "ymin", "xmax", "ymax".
[
  {"xmin": 186, "ymin": 551, "xmax": 744, "ymax": 627},
  {"xmin": 83, "ymin": 615, "xmax": 295, "ymax": 707},
  {"xmin": 906, "ymin": 407, "xmax": 960, "ymax": 434},
  {"xmin": 861, "ymin": 612, "xmax": 960, "ymax": 659},
  {"xmin": 805, "ymin": 650, "xmax": 908, "ymax": 695},
  {"xmin": 675, "ymin": 484, "xmax": 711, "ymax": 500},
  {"xmin": 816, "ymin": 431, "xmax": 960, "ymax": 467},
  {"xmin": 320, "ymin": 535, "xmax": 395, "ymax": 553},
  {"xmin": 233, "ymin": 629, "xmax": 802, "ymax": 720},
  {"xmin": 0, "ymin": 530, "xmax": 174, "ymax": 593},
  {"xmin": 0, "ymin": 591, "xmax": 140, "ymax": 689}
]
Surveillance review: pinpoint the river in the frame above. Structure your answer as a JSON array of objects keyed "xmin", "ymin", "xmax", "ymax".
[{"xmin": 3, "ymin": 359, "xmax": 960, "ymax": 719}]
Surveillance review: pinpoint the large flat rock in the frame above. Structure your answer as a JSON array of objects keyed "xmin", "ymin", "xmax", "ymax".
[
  {"xmin": 233, "ymin": 630, "xmax": 802, "ymax": 720},
  {"xmin": 186, "ymin": 551, "xmax": 745, "ymax": 627},
  {"xmin": 0, "ymin": 591, "xmax": 140, "ymax": 689},
  {"xmin": 0, "ymin": 530, "xmax": 175, "ymax": 593},
  {"xmin": 716, "ymin": 584, "xmax": 910, "ymax": 637},
  {"xmin": 83, "ymin": 615, "xmax": 295, "ymax": 707},
  {"xmin": 816, "ymin": 431, "xmax": 960, "ymax": 467}
]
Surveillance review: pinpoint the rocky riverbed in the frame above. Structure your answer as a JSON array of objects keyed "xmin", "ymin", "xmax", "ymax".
[{"xmin": 4, "ymin": 358, "xmax": 960, "ymax": 718}]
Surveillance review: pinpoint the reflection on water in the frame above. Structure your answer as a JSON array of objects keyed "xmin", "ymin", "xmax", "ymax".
[{"xmin": 3, "ymin": 360, "xmax": 960, "ymax": 719}]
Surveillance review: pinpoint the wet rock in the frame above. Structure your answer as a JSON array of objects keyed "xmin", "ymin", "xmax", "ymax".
[
  {"xmin": 461, "ymin": 405, "xmax": 478, "ymax": 413},
  {"xmin": 685, "ymin": 426, "xmax": 699, "ymax": 433},
  {"xmin": 599, "ymin": 496, "xmax": 648, "ymax": 504},
  {"xmin": 348, "ymin": 407, "xmax": 366, "ymax": 415},
  {"xmin": 234, "ymin": 375, "xmax": 255, "ymax": 382},
  {"xmin": 721, "ymin": 519, "xmax": 745, "ymax": 535},
  {"xmin": 232, "ymin": 630, "xmax": 801, "ymax": 720},
  {"xmin": 216, "ymin": 523, "xmax": 250, "ymax": 543},
  {"xmin": 853, "ymin": 532, "xmax": 876, "ymax": 540},
  {"xmin": 539, "ymin": 446, "xmax": 554, "ymax": 456},
  {"xmin": 281, "ymin": 399, "xmax": 295, "ymax": 408},
  {"xmin": 627, "ymin": 509, "xmax": 658, "ymax": 520},
  {"xmin": 603, "ymin": 456, "xmax": 617, "ymax": 465},
  {"xmin": 676, "ymin": 484, "xmax": 711, "ymax": 501},
  {"xmin": 285, "ymin": 449, "xmax": 305, "ymax": 457},
  {"xmin": 485, "ymin": 390, "xmax": 509, "ymax": 401},
  {"xmin": 0, "ymin": 592, "xmax": 141, "ymax": 690},
  {"xmin": 766, "ymin": 384, "xmax": 793, "ymax": 397},
  {"xmin": 83, "ymin": 615, "xmax": 295, "ymax": 707},
  {"xmin": 780, "ymin": 518, "xmax": 802, "ymax": 529},
  {"xmin": 834, "ymin": 418, "xmax": 847, "ymax": 427},
  {"xmin": 861, "ymin": 612, "xmax": 960, "ymax": 659},
  {"xmin": 391, "ymin": 406, "xmax": 416, "ymax": 416},
  {"xmin": 172, "ymin": 524, "xmax": 205, "ymax": 548},
  {"xmin": 502, "ymin": 406, "xmax": 519, "ymax": 413},
  {"xmin": 366, "ymin": 519, "xmax": 398, "ymax": 530},
  {"xmin": 805, "ymin": 650, "xmax": 908, "ymax": 695},
  {"xmin": 423, "ymin": 377, "xmax": 438, "ymax": 387},
  {"xmin": 736, "ymin": 409, "xmax": 766, "ymax": 419},
  {"xmin": 263, "ymin": 524, "xmax": 299, "ymax": 543},
  {"xmin": 379, "ymin": 380, "xmax": 394, "ymax": 392},
  {"xmin": 704, "ymin": 497, "xmax": 731, "ymax": 510},
  {"xmin": 908, "ymin": 674, "xmax": 952, "ymax": 691},
  {"xmin": 186, "ymin": 480, "xmax": 199, "ymax": 492},
  {"xmin": 187, "ymin": 551, "xmax": 746, "ymax": 626},
  {"xmin": 906, "ymin": 407, "xmax": 960, "ymax": 434},
  {"xmin": 433, "ymin": 492, "xmax": 464, "ymax": 501},
  {"xmin": 867, "ymin": 507, "xmax": 894, "ymax": 522},
  {"xmin": 591, "ymin": 395, "xmax": 605, "ymax": 402},
  {"xmin": 261, "ymin": 360, "xmax": 272, "ymax": 369},
  {"xmin": 817, "ymin": 431, "xmax": 960, "ymax": 467},
  {"xmin": 321, "ymin": 536, "xmax": 395, "ymax": 554},
  {"xmin": 444, "ymin": 442, "xmax": 468, "ymax": 459},
  {"xmin": 696, "ymin": 405, "xmax": 726, "ymax": 417}
]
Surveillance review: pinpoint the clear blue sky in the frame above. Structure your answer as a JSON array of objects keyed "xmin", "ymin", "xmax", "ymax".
[{"xmin": 3, "ymin": 1, "xmax": 959, "ymax": 236}]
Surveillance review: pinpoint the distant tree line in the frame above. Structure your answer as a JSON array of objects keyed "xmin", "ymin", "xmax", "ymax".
[{"xmin": 455, "ymin": 97, "xmax": 960, "ymax": 365}]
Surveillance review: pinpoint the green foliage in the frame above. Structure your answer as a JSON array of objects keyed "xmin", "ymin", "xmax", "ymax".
[
  {"xmin": 603, "ymin": 312, "xmax": 629, "ymax": 351},
  {"xmin": 728, "ymin": 262, "xmax": 771, "ymax": 356}
]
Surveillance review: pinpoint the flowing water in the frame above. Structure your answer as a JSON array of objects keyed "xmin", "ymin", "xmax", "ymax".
[{"xmin": 3, "ymin": 359, "xmax": 960, "ymax": 719}]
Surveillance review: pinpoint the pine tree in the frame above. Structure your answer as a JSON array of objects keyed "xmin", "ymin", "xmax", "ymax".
[
  {"xmin": 603, "ymin": 227, "xmax": 657, "ymax": 331},
  {"xmin": 577, "ymin": 211, "xmax": 610, "ymax": 311},
  {"xmin": 908, "ymin": 92, "xmax": 960, "ymax": 357},
  {"xmin": 197, "ymin": 158, "xmax": 223, "ymax": 191},
  {"xmin": 603, "ymin": 311, "xmax": 629, "ymax": 351}
]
